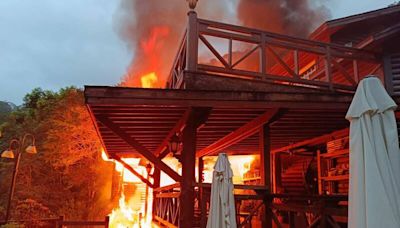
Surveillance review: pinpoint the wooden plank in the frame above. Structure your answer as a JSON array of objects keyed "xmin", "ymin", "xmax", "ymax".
[
  {"xmin": 154, "ymin": 215, "xmax": 178, "ymax": 228},
  {"xmin": 113, "ymin": 155, "xmax": 154, "ymax": 188},
  {"xmin": 267, "ymin": 46, "xmax": 300, "ymax": 79},
  {"xmin": 85, "ymin": 86, "xmax": 354, "ymax": 109},
  {"xmin": 97, "ymin": 116, "xmax": 181, "ymax": 182},
  {"xmin": 199, "ymin": 34, "xmax": 230, "ymax": 69},
  {"xmin": 331, "ymin": 59, "xmax": 357, "ymax": 85},
  {"xmin": 197, "ymin": 109, "xmax": 279, "ymax": 157}
]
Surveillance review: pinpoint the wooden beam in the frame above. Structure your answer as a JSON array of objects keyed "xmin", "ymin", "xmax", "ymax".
[
  {"xmin": 271, "ymin": 128, "xmax": 349, "ymax": 154},
  {"xmin": 112, "ymin": 155, "xmax": 154, "ymax": 188},
  {"xmin": 155, "ymin": 109, "xmax": 191, "ymax": 158},
  {"xmin": 85, "ymin": 86, "xmax": 354, "ymax": 110},
  {"xmin": 97, "ymin": 116, "xmax": 181, "ymax": 182},
  {"xmin": 197, "ymin": 109, "xmax": 279, "ymax": 157}
]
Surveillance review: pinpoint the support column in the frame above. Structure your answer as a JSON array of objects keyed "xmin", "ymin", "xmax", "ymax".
[
  {"xmin": 199, "ymin": 157, "xmax": 207, "ymax": 228},
  {"xmin": 260, "ymin": 124, "xmax": 272, "ymax": 228},
  {"xmin": 274, "ymin": 154, "xmax": 282, "ymax": 193},
  {"xmin": 186, "ymin": 11, "xmax": 198, "ymax": 72},
  {"xmin": 152, "ymin": 168, "xmax": 161, "ymax": 218},
  {"xmin": 179, "ymin": 120, "xmax": 197, "ymax": 227}
]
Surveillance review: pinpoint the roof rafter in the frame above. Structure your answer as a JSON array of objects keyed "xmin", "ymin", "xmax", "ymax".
[{"xmin": 197, "ymin": 108, "xmax": 280, "ymax": 157}]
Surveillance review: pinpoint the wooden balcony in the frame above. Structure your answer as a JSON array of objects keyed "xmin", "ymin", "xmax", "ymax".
[{"xmin": 166, "ymin": 12, "xmax": 380, "ymax": 93}]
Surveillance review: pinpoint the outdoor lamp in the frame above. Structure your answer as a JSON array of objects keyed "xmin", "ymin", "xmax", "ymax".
[
  {"xmin": 145, "ymin": 163, "xmax": 152, "ymax": 175},
  {"xmin": 1, "ymin": 149, "xmax": 15, "ymax": 159},
  {"xmin": 24, "ymin": 134, "xmax": 37, "ymax": 154},
  {"xmin": 169, "ymin": 133, "xmax": 181, "ymax": 156},
  {"xmin": 1, "ymin": 139, "xmax": 19, "ymax": 159},
  {"xmin": 187, "ymin": 0, "xmax": 198, "ymax": 10}
]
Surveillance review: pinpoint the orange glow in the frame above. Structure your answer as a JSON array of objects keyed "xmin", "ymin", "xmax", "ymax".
[
  {"xmin": 122, "ymin": 26, "xmax": 170, "ymax": 88},
  {"xmin": 140, "ymin": 72, "xmax": 158, "ymax": 88},
  {"xmin": 203, "ymin": 155, "xmax": 257, "ymax": 184},
  {"xmin": 160, "ymin": 157, "xmax": 182, "ymax": 187},
  {"xmin": 101, "ymin": 152, "xmax": 153, "ymax": 227}
]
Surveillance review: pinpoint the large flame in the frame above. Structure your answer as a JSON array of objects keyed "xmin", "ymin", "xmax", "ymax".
[
  {"xmin": 121, "ymin": 26, "xmax": 169, "ymax": 88},
  {"xmin": 101, "ymin": 150, "xmax": 153, "ymax": 227},
  {"xmin": 140, "ymin": 72, "xmax": 158, "ymax": 88}
]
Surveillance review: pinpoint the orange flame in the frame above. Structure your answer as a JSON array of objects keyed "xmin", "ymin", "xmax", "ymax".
[
  {"xmin": 101, "ymin": 149, "xmax": 153, "ymax": 227},
  {"xmin": 122, "ymin": 26, "xmax": 170, "ymax": 88},
  {"xmin": 140, "ymin": 72, "xmax": 158, "ymax": 88}
]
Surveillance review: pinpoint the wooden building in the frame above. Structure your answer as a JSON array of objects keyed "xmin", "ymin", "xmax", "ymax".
[{"xmin": 85, "ymin": 5, "xmax": 400, "ymax": 228}]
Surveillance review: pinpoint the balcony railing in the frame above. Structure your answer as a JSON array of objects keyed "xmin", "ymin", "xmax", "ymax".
[{"xmin": 166, "ymin": 13, "xmax": 380, "ymax": 92}]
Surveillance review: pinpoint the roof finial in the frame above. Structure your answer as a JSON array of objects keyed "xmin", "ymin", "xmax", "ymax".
[{"xmin": 187, "ymin": 0, "xmax": 198, "ymax": 10}]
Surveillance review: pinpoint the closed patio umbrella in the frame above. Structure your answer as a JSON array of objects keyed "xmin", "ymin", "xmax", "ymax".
[
  {"xmin": 207, "ymin": 153, "xmax": 237, "ymax": 228},
  {"xmin": 346, "ymin": 76, "xmax": 400, "ymax": 228}
]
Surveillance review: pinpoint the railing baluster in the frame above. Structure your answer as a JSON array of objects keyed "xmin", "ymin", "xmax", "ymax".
[
  {"xmin": 294, "ymin": 49, "xmax": 299, "ymax": 76},
  {"xmin": 325, "ymin": 46, "xmax": 333, "ymax": 91},
  {"xmin": 229, "ymin": 37, "xmax": 233, "ymax": 67},
  {"xmin": 260, "ymin": 33, "xmax": 267, "ymax": 75},
  {"xmin": 353, "ymin": 59, "xmax": 359, "ymax": 82}
]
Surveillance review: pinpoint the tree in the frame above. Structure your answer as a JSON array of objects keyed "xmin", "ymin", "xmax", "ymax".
[{"xmin": 0, "ymin": 87, "xmax": 113, "ymax": 224}]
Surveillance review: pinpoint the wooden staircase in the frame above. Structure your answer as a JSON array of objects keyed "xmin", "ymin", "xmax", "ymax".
[{"xmin": 281, "ymin": 157, "xmax": 313, "ymax": 194}]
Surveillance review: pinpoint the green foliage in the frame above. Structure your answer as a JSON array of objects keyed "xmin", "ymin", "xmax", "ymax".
[{"xmin": 0, "ymin": 87, "xmax": 113, "ymax": 224}]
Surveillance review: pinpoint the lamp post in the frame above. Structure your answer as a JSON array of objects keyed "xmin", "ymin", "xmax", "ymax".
[{"xmin": 1, "ymin": 134, "xmax": 37, "ymax": 223}]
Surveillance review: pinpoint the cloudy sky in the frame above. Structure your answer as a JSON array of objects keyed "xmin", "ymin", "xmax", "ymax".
[{"xmin": 0, "ymin": 0, "xmax": 396, "ymax": 104}]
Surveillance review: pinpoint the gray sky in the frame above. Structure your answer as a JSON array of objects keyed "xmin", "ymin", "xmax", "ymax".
[{"xmin": 0, "ymin": 0, "xmax": 396, "ymax": 104}]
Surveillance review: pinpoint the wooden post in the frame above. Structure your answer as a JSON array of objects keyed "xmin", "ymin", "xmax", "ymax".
[
  {"xmin": 353, "ymin": 60, "xmax": 359, "ymax": 82},
  {"xmin": 57, "ymin": 215, "xmax": 64, "ymax": 228},
  {"xmin": 274, "ymin": 153, "xmax": 282, "ymax": 193},
  {"xmin": 294, "ymin": 49, "xmax": 299, "ymax": 76},
  {"xmin": 259, "ymin": 33, "xmax": 266, "ymax": 75},
  {"xmin": 105, "ymin": 216, "xmax": 110, "ymax": 228},
  {"xmin": 325, "ymin": 46, "xmax": 333, "ymax": 91},
  {"xmin": 152, "ymin": 168, "xmax": 161, "ymax": 218},
  {"xmin": 289, "ymin": 212, "xmax": 295, "ymax": 228},
  {"xmin": 260, "ymin": 124, "xmax": 272, "ymax": 228},
  {"xmin": 186, "ymin": 11, "xmax": 198, "ymax": 72},
  {"xmin": 4, "ymin": 152, "xmax": 21, "ymax": 223},
  {"xmin": 199, "ymin": 157, "xmax": 207, "ymax": 228},
  {"xmin": 179, "ymin": 120, "xmax": 197, "ymax": 227},
  {"xmin": 317, "ymin": 150, "xmax": 322, "ymax": 195}
]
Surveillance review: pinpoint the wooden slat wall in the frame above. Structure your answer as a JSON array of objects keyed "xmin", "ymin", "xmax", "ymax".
[{"xmin": 390, "ymin": 53, "xmax": 400, "ymax": 95}]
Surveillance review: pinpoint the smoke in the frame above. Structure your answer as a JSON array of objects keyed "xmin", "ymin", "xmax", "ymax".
[
  {"xmin": 237, "ymin": 0, "xmax": 330, "ymax": 37},
  {"xmin": 115, "ymin": 0, "xmax": 330, "ymax": 87},
  {"xmin": 115, "ymin": 0, "xmax": 234, "ymax": 87}
]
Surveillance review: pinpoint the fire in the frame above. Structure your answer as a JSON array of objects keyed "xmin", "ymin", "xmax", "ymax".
[
  {"xmin": 101, "ymin": 149, "xmax": 153, "ymax": 227},
  {"xmin": 121, "ymin": 26, "xmax": 170, "ymax": 88},
  {"xmin": 203, "ymin": 155, "xmax": 257, "ymax": 184},
  {"xmin": 140, "ymin": 72, "xmax": 158, "ymax": 88}
]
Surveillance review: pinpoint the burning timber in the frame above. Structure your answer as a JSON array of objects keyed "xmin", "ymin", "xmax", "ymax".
[{"xmin": 85, "ymin": 4, "xmax": 400, "ymax": 228}]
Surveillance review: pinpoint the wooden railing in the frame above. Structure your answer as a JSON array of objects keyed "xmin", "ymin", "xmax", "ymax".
[
  {"xmin": 153, "ymin": 182, "xmax": 348, "ymax": 227},
  {"xmin": 166, "ymin": 13, "xmax": 380, "ymax": 92},
  {"xmin": 153, "ymin": 183, "xmax": 181, "ymax": 228}
]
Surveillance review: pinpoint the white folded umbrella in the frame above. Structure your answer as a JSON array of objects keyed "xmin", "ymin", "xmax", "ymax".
[
  {"xmin": 346, "ymin": 76, "xmax": 400, "ymax": 228},
  {"xmin": 206, "ymin": 153, "xmax": 237, "ymax": 228}
]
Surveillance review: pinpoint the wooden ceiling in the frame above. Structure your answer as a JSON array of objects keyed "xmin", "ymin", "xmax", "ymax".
[{"xmin": 86, "ymin": 86, "xmax": 352, "ymax": 158}]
